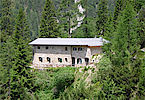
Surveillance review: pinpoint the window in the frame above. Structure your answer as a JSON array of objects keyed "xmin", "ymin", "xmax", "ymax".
[
  {"xmin": 65, "ymin": 58, "xmax": 68, "ymax": 62},
  {"xmin": 58, "ymin": 58, "xmax": 62, "ymax": 63},
  {"xmin": 38, "ymin": 46, "xmax": 40, "ymax": 49},
  {"xmin": 39, "ymin": 57, "xmax": 43, "ymax": 62},
  {"xmin": 73, "ymin": 47, "xmax": 77, "ymax": 51},
  {"xmin": 85, "ymin": 58, "xmax": 89, "ymax": 65},
  {"xmin": 47, "ymin": 57, "xmax": 51, "ymax": 63},
  {"xmin": 65, "ymin": 47, "xmax": 68, "ymax": 51},
  {"xmin": 46, "ymin": 46, "xmax": 48, "ymax": 49},
  {"xmin": 78, "ymin": 47, "xmax": 82, "ymax": 51},
  {"xmin": 77, "ymin": 58, "xmax": 82, "ymax": 64}
]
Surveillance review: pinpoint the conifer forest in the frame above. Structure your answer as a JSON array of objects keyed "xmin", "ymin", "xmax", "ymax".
[{"xmin": 0, "ymin": 0, "xmax": 145, "ymax": 100}]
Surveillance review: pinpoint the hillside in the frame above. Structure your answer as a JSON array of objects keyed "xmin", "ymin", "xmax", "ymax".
[
  {"xmin": 0, "ymin": 0, "xmax": 145, "ymax": 99},
  {"xmin": 0, "ymin": 0, "xmax": 116, "ymax": 39}
]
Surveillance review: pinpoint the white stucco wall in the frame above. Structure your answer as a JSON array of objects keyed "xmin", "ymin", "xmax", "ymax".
[
  {"xmin": 32, "ymin": 45, "xmax": 102, "ymax": 68},
  {"xmin": 71, "ymin": 46, "xmax": 92, "ymax": 67},
  {"xmin": 91, "ymin": 47, "xmax": 102, "ymax": 55},
  {"xmin": 33, "ymin": 46, "xmax": 72, "ymax": 67}
]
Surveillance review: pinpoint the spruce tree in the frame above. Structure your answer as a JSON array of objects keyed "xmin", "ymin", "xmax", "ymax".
[
  {"xmin": 111, "ymin": 2, "xmax": 139, "ymax": 66},
  {"xmin": 72, "ymin": 17, "xmax": 96, "ymax": 38},
  {"xmin": 58, "ymin": 0, "xmax": 78, "ymax": 37},
  {"xmin": 103, "ymin": 15, "xmax": 114, "ymax": 59},
  {"xmin": 113, "ymin": 0, "xmax": 126, "ymax": 23},
  {"xmin": 0, "ymin": 0, "xmax": 14, "ymax": 99},
  {"xmin": 0, "ymin": 38, "xmax": 15, "ymax": 99},
  {"xmin": 101, "ymin": 3, "xmax": 144, "ymax": 99},
  {"xmin": 39, "ymin": 0, "xmax": 59, "ymax": 38},
  {"xmin": 134, "ymin": 0, "xmax": 145, "ymax": 12},
  {"xmin": 96, "ymin": 0, "xmax": 108, "ymax": 36},
  {"xmin": 138, "ymin": 6, "xmax": 145, "ymax": 48},
  {"xmin": 0, "ymin": 0, "xmax": 13, "ymax": 42},
  {"xmin": 138, "ymin": 57, "xmax": 145, "ymax": 98},
  {"xmin": 72, "ymin": 0, "xmax": 96, "ymax": 38},
  {"xmin": 10, "ymin": 9, "xmax": 34, "ymax": 99},
  {"xmin": 81, "ymin": 0, "xmax": 89, "ymax": 37},
  {"xmin": 104, "ymin": 15, "xmax": 114, "ymax": 40}
]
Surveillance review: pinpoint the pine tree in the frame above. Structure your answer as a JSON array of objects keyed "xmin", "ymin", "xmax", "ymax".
[
  {"xmin": 72, "ymin": 0, "xmax": 96, "ymax": 38},
  {"xmin": 57, "ymin": 0, "xmax": 78, "ymax": 37},
  {"xmin": 104, "ymin": 15, "xmax": 114, "ymax": 40},
  {"xmin": 134, "ymin": 0, "xmax": 145, "ymax": 12},
  {"xmin": 101, "ymin": 3, "xmax": 144, "ymax": 99},
  {"xmin": 113, "ymin": 0, "xmax": 126, "ymax": 22},
  {"xmin": 111, "ymin": 2, "xmax": 139, "ymax": 66},
  {"xmin": 103, "ymin": 14, "xmax": 114, "ymax": 59},
  {"xmin": 138, "ymin": 6, "xmax": 145, "ymax": 48},
  {"xmin": 138, "ymin": 57, "xmax": 145, "ymax": 98},
  {"xmin": 10, "ymin": 9, "xmax": 34, "ymax": 99},
  {"xmin": 39, "ymin": 0, "xmax": 59, "ymax": 38},
  {"xmin": 113, "ymin": 0, "xmax": 144, "ymax": 21},
  {"xmin": 0, "ymin": 38, "xmax": 15, "ymax": 99},
  {"xmin": 72, "ymin": 17, "xmax": 96, "ymax": 38},
  {"xmin": 0, "ymin": 0, "xmax": 14, "ymax": 99},
  {"xmin": 0, "ymin": 0, "xmax": 13, "ymax": 42},
  {"xmin": 96, "ymin": 0, "xmax": 108, "ymax": 36},
  {"xmin": 13, "ymin": 9, "xmax": 31, "ymax": 41},
  {"xmin": 81, "ymin": 0, "xmax": 89, "ymax": 37}
]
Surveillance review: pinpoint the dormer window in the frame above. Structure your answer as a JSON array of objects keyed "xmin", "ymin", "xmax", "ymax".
[{"xmin": 38, "ymin": 46, "xmax": 40, "ymax": 49}]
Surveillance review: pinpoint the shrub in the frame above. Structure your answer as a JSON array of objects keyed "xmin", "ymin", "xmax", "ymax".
[
  {"xmin": 52, "ymin": 67, "xmax": 75, "ymax": 98},
  {"xmin": 34, "ymin": 67, "xmax": 76, "ymax": 99}
]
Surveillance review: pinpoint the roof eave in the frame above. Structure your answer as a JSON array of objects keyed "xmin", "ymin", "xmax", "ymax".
[{"xmin": 29, "ymin": 44, "xmax": 102, "ymax": 47}]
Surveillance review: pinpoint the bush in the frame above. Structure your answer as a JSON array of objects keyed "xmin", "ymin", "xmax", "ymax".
[
  {"xmin": 34, "ymin": 67, "xmax": 76, "ymax": 99},
  {"xmin": 52, "ymin": 67, "xmax": 75, "ymax": 98}
]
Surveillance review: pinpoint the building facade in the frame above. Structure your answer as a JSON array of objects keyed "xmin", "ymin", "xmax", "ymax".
[{"xmin": 29, "ymin": 38, "xmax": 107, "ymax": 68}]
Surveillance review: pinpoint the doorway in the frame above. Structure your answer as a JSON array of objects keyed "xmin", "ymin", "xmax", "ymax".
[
  {"xmin": 72, "ymin": 57, "xmax": 75, "ymax": 66},
  {"xmin": 85, "ymin": 58, "xmax": 89, "ymax": 65}
]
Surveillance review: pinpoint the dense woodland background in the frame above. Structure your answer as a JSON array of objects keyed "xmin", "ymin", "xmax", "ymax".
[{"xmin": 0, "ymin": 0, "xmax": 145, "ymax": 100}]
